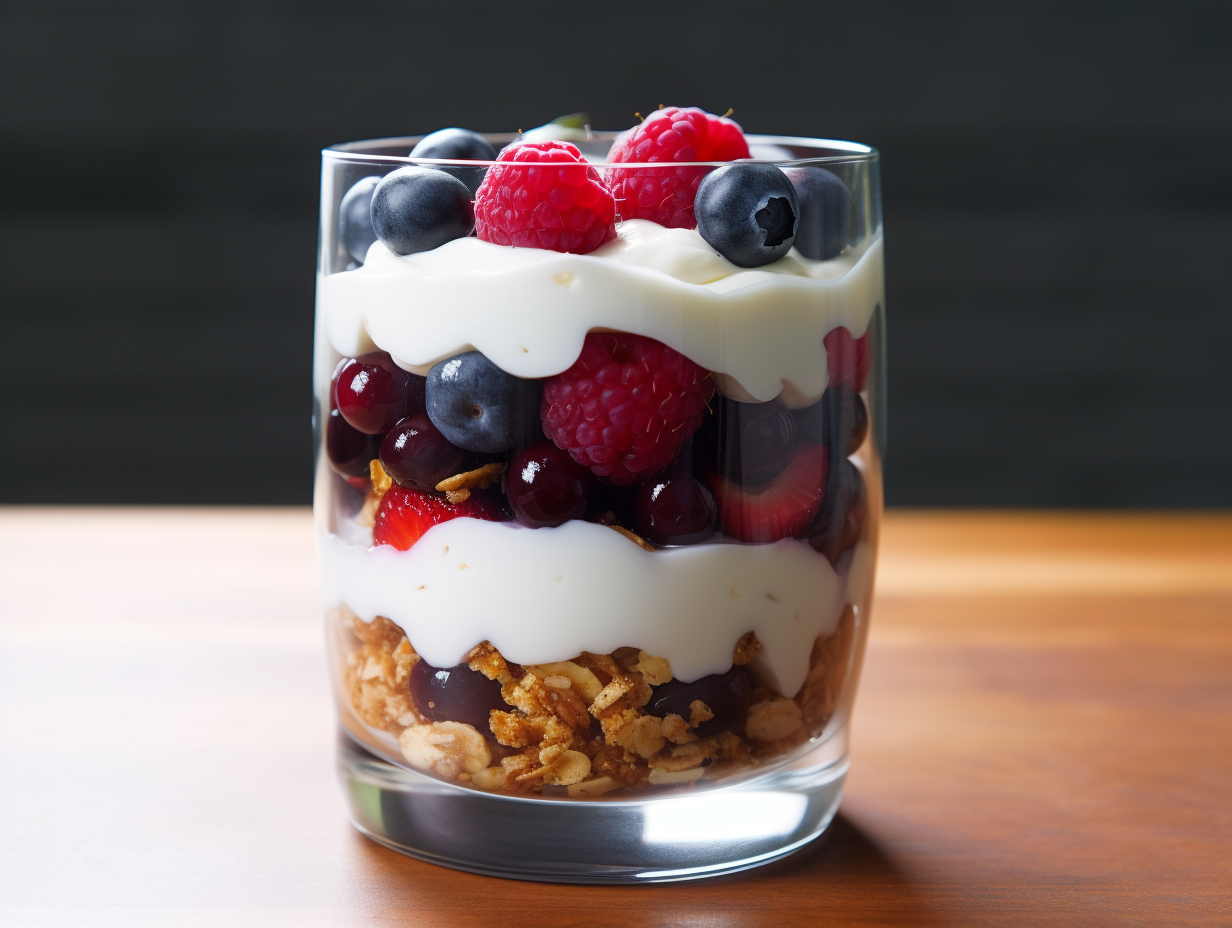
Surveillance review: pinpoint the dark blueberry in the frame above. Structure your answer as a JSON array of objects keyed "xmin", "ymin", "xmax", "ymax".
[
  {"xmin": 507, "ymin": 442, "xmax": 595, "ymax": 528},
  {"xmin": 409, "ymin": 128, "xmax": 497, "ymax": 196},
  {"xmin": 793, "ymin": 388, "xmax": 868, "ymax": 455},
  {"xmin": 634, "ymin": 467, "xmax": 717, "ymax": 545},
  {"xmin": 695, "ymin": 163, "xmax": 799, "ymax": 268},
  {"xmin": 426, "ymin": 351, "xmax": 533, "ymax": 453},
  {"xmin": 379, "ymin": 413, "xmax": 472, "ymax": 491},
  {"xmin": 338, "ymin": 176, "xmax": 380, "ymax": 264},
  {"xmin": 408, "ymin": 659, "xmax": 505, "ymax": 734},
  {"xmin": 371, "ymin": 167, "xmax": 475, "ymax": 257},
  {"xmin": 332, "ymin": 351, "xmax": 425, "ymax": 436},
  {"xmin": 805, "ymin": 457, "xmax": 867, "ymax": 564},
  {"xmin": 644, "ymin": 666, "xmax": 753, "ymax": 738},
  {"xmin": 696, "ymin": 397, "xmax": 797, "ymax": 487},
  {"xmin": 783, "ymin": 167, "xmax": 853, "ymax": 261},
  {"xmin": 325, "ymin": 407, "xmax": 377, "ymax": 479}
]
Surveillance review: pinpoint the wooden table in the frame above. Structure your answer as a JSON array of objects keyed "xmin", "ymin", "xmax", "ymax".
[{"xmin": 1, "ymin": 509, "xmax": 1228, "ymax": 926}]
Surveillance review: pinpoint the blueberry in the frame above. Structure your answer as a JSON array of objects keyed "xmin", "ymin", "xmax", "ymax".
[
  {"xmin": 426, "ymin": 351, "xmax": 531, "ymax": 453},
  {"xmin": 793, "ymin": 387, "xmax": 868, "ymax": 454},
  {"xmin": 805, "ymin": 457, "xmax": 866, "ymax": 564},
  {"xmin": 644, "ymin": 666, "xmax": 752, "ymax": 738},
  {"xmin": 339, "ymin": 176, "xmax": 380, "ymax": 264},
  {"xmin": 370, "ymin": 167, "xmax": 475, "ymax": 257},
  {"xmin": 410, "ymin": 128, "xmax": 497, "ymax": 196},
  {"xmin": 694, "ymin": 163, "xmax": 799, "ymax": 268},
  {"xmin": 783, "ymin": 167, "xmax": 853, "ymax": 260}
]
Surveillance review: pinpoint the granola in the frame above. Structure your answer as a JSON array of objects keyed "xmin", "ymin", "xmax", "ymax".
[{"xmin": 334, "ymin": 608, "xmax": 857, "ymax": 796}]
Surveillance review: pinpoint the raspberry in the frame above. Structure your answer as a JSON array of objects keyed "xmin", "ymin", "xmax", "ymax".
[
  {"xmin": 541, "ymin": 333, "xmax": 714, "ymax": 485},
  {"xmin": 474, "ymin": 141, "xmax": 616, "ymax": 254},
  {"xmin": 373, "ymin": 485, "xmax": 509, "ymax": 551},
  {"xmin": 605, "ymin": 107, "xmax": 751, "ymax": 229}
]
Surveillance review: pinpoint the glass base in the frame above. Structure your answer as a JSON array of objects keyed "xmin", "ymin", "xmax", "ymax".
[{"xmin": 338, "ymin": 730, "xmax": 848, "ymax": 884}]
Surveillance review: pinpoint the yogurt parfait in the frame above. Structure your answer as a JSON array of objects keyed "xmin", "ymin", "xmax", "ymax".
[{"xmin": 315, "ymin": 111, "xmax": 883, "ymax": 819}]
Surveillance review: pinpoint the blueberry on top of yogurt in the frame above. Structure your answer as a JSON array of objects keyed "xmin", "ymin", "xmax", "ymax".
[
  {"xmin": 338, "ymin": 175, "xmax": 380, "ymax": 264},
  {"xmin": 371, "ymin": 166, "xmax": 475, "ymax": 256},
  {"xmin": 783, "ymin": 166, "xmax": 853, "ymax": 260},
  {"xmin": 695, "ymin": 162, "xmax": 799, "ymax": 268},
  {"xmin": 410, "ymin": 128, "xmax": 497, "ymax": 196}
]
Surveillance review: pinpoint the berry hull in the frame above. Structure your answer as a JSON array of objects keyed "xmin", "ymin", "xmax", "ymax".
[{"xmin": 316, "ymin": 130, "xmax": 883, "ymax": 879}]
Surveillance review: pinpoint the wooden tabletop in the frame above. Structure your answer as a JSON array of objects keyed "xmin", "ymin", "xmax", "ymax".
[{"xmin": 1, "ymin": 508, "xmax": 1228, "ymax": 927}]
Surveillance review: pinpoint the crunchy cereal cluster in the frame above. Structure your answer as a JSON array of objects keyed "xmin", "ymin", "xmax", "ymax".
[{"xmin": 336, "ymin": 607, "xmax": 855, "ymax": 796}]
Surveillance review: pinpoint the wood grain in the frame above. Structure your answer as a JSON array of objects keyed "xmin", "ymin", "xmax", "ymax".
[{"xmin": 0, "ymin": 508, "xmax": 1228, "ymax": 926}]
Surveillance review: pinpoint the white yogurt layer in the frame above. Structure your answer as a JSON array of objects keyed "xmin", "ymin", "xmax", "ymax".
[
  {"xmin": 319, "ymin": 519, "xmax": 875, "ymax": 698},
  {"xmin": 318, "ymin": 220, "xmax": 883, "ymax": 407}
]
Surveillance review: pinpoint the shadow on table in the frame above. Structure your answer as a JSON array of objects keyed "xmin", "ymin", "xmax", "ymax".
[{"xmin": 349, "ymin": 810, "xmax": 936, "ymax": 926}]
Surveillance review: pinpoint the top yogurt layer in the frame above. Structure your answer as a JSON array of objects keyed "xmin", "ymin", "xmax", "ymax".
[{"xmin": 318, "ymin": 219, "xmax": 883, "ymax": 408}]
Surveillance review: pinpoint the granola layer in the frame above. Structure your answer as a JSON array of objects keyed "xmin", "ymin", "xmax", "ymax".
[{"xmin": 333, "ymin": 605, "xmax": 856, "ymax": 796}]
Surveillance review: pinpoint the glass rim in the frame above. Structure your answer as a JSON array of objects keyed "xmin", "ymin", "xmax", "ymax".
[{"xmin": 323, "ymin": 132, "xmax": 879, "ymax": 169}]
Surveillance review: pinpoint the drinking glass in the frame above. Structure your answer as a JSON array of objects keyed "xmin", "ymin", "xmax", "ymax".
[{"xmin": 314, "ymin": 131, "xmax": 884, "ymax": 881}]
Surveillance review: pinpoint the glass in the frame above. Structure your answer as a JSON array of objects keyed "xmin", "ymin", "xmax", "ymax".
[{"xmin": 314, "ymin": 130, "xmax": 884, "ymax": 882}]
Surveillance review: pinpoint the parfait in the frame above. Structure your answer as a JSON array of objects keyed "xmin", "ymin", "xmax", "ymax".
[{"xmin": 315, "ymin": 109, "xmax": 882, "ymax": 801}]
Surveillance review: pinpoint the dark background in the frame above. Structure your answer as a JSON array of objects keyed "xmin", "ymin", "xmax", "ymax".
[{"xmin": 2, "ymin": 0, "xmax": 1229, "ymax": 506}]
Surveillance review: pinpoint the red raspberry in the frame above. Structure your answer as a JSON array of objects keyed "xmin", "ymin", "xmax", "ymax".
[
  {"xmin": 541, "ymin": 333, "xmax": 715, "ymax": 485},
  {"xmin": 373, "ymin": 485, "xmax": 509, "ymax": 551},
  {"xmin": 824, "ymin": 327, "xmax": 871, "ymax": 391},
  {"xmin": 605, "ymin": 107, "xmax": 751, "ymax": 228},
  {"xmin": 474, "ymin": 141, "xmax": 616, "ymax": 254}
]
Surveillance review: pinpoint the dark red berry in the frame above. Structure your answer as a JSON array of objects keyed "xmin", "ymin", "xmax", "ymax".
[
  {"xmin": 326, "ymin": 406, "xmax": 377, "ymax": 478},
  {"xmin": 634, "ymin": 469, "xmax": 717, "ymax": 545},
  {"xmin": 507, "ymin": 442, "xmax": 595, "ymax": 528},
  {"xmin": 408, "ymin": 659, "xmax": 506, "ymax": 734},
  {"xmin": 379, "ymin": 413, "xmax": 471, "ymax": 491},
  {"xmin": 644, "ymin": 666, "xmax": 752, "ymax": 738},
  {"xmin": 333, "ymin": 351, "xmax": 424, "ymax": 435},
  {"xmin": 696, "ymin": 397, "xmax": 797, "ymax": 488}
]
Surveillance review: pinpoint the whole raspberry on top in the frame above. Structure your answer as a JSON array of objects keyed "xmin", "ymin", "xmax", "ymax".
[
  {"xmin": 541, "ymin": 333, "xmax": 715, "ymax": 485},
  {"xmin": 474, "ymin": 141, "xmax": 616, "ymax": 254},
  {"xmin": 605, "ymin": 107, "xmax": 751, "ymax": 229}
]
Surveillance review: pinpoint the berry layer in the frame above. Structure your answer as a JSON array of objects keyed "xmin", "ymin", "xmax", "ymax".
[
  {"xmin": 318, "ymin": 220, "xmax": 883, "ymax": 409},
  {"xmin": 318, "ymin": 518, "xmax": 875, "ymax": 698}
]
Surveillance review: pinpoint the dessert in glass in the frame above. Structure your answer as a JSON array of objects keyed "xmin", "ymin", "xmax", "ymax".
[{"xmin": 314, "ymin": 110, "xmax": 884, "ymax": 881}]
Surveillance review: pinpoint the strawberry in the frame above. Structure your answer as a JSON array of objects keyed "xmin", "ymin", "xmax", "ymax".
[
  {"xmin": 703, "ymin": 444, "xmax": 828, "ymax": 543},
  {"xmin": 372, "ymin": 485, "xmax": 509, "ymax": 551}
]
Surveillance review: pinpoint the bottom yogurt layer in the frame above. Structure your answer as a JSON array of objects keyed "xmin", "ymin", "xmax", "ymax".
[{"xmin": 319, "ymin": 519, "xmax": 874, "ymax": 697}]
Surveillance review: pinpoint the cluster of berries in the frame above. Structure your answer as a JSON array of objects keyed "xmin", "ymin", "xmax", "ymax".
[
  {"xmin": 326, "ymin": 324, "xmax": 869, "ymax": 563},
  {"xmin": 339, "ymin": 107, "xmax": 855, "ymax": 268}
]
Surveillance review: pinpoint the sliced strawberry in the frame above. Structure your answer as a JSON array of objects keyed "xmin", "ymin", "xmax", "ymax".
[
  {"xmin": 824, "ymin": 327, "xmax": 871, "ymax": 391},
  {"xmin": 704, "ymin": 444, "xmax": 828, "ymax": 543},
  {"xmin": 373, "ymin": 485, "xmax": 509, "ymax": 551}
]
